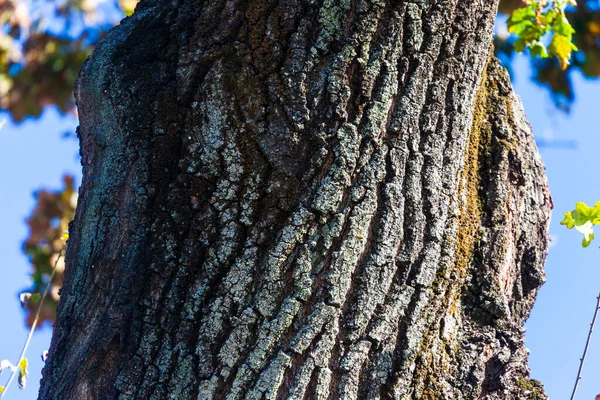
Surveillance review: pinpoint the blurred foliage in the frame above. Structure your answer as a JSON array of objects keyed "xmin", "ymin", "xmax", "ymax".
[
  {"xmin": 21, "ymin": 175, "xmax": 76, "ymax": 327},
  {"xmin": 497, "ymin": 0, "xmax": 600, "ymax": 111},
  {"xmin": 507, "ymin": 0, "xmax": 577, "ymax": 69},
  {"xmin": 0, "ymin": 0, "xmax": 137, "ymax": 121}
]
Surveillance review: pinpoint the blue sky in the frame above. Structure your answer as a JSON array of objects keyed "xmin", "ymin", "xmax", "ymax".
[
  {"xmin": 513, "ymin": 55, "xmax": 600, "ymax": 399},
  {"xmin": 0, "ymin": 109, "xmax": 79, "ymax": 399},
  {"xmin": 0, "ymin": 55, "xmax": 599, "ymax": 399}
]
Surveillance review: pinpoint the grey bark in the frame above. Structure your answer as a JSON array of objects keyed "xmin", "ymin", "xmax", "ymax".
[{"xmin": 39, "ymin": 0, "xmax": 551, "ymax": 399}]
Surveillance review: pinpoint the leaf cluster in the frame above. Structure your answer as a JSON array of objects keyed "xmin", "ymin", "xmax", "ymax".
[
  {"xmin": 508, "ymin": 0, "xmax": 578, "ymax": 69},
  {"xmin": 561, "ymin": 201, "xmax": 600, "ymax": 247},
  {"xmin": 498, "ymin": 0, "xmax": 600, "ymax": 112}
]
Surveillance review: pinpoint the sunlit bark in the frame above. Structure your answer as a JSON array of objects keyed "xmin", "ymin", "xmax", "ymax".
[{"xmin": 40, "ymin": 1, "xmax": 551, "ymax": 399}]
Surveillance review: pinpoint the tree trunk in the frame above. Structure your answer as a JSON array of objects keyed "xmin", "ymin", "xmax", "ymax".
[{"xmin": 39, "ymin": 0, "xmax": 551, "ymax": 399}]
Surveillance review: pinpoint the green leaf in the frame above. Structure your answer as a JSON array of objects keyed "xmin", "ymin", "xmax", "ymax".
[
  {"xmin": 508, "ymin": 20, "xmax": 534, "ymax": 36},
  {"xmin": 561, "ymin": 211, "xmax": 575, "ymax": 229},
  {"xmin": 545, "ymin": 9, "xmax": 559, "ymax": 24},
  {"xmin": 554, "ymin": 14, "xmax": 575, "ymax": 36},
  {"xmin": 530, "ymin": 40, "xmax": 549, "ymax": 58},
  {"xmin": 549, "ymin": 33, "xmax": 577, "ymax": 68},
  {"xmin": 508, "ymin": 5, "xmax": 537, "ymax": 26},
  {"xmin": 514, "ymin": 37, "xmax": 529, "ymax": 53}
]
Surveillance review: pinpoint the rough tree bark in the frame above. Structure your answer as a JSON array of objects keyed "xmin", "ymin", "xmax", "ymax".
[{"xmin": 39, "ymin": 0, "xmax": 551, "ymax": 399}]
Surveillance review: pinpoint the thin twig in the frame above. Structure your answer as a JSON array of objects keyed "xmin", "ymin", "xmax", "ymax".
[
  {"xmin": 0, "ymin": 249, "xmax": 64, "ymax": 399},
  {"xmin": 570, "ymin": 291, "xmax": 600, "ymax": 400}
]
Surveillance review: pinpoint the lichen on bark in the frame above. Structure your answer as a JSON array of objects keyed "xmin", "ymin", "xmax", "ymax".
[{"xmin": 40, "ymin": 1, "xmax": 551, "ymax": 399}]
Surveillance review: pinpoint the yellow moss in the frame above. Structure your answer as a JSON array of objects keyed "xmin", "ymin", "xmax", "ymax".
[
  {"xmin": 498, "ymin": 138, "xmax": 516, "ymax": 152},
  {"xmin": 395, "ymin": 54, "xmax": 524, "ymax": 399},
  {"xmin": 410, "ymin": 59, "xmax": 498, "ymax": 400},
  {"xmin": 454, "ymin": 69, "xmax": 489, "ymax": 279},
  {"xmin": 516, "ymin": 376, "xmax": 546, "ymax": 400}
]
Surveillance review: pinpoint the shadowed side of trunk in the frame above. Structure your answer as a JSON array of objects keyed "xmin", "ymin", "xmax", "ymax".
[{"xmin": 39, "ymin": 0, "xmax": 551, "ymax": 399}]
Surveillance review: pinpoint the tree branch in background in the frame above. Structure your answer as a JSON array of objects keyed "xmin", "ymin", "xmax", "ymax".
[
  {"xmin": 0, "ymin": 248, "xmax": 64, "ymax": 397},
  {"xmin": 570, "ymin": 293, "xmax": 600, "ymax": 400}
]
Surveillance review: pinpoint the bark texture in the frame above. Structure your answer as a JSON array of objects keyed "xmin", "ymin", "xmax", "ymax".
[{"xmin": 40, "ymin": 0, "xmax": 551, "ymax": 399}]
